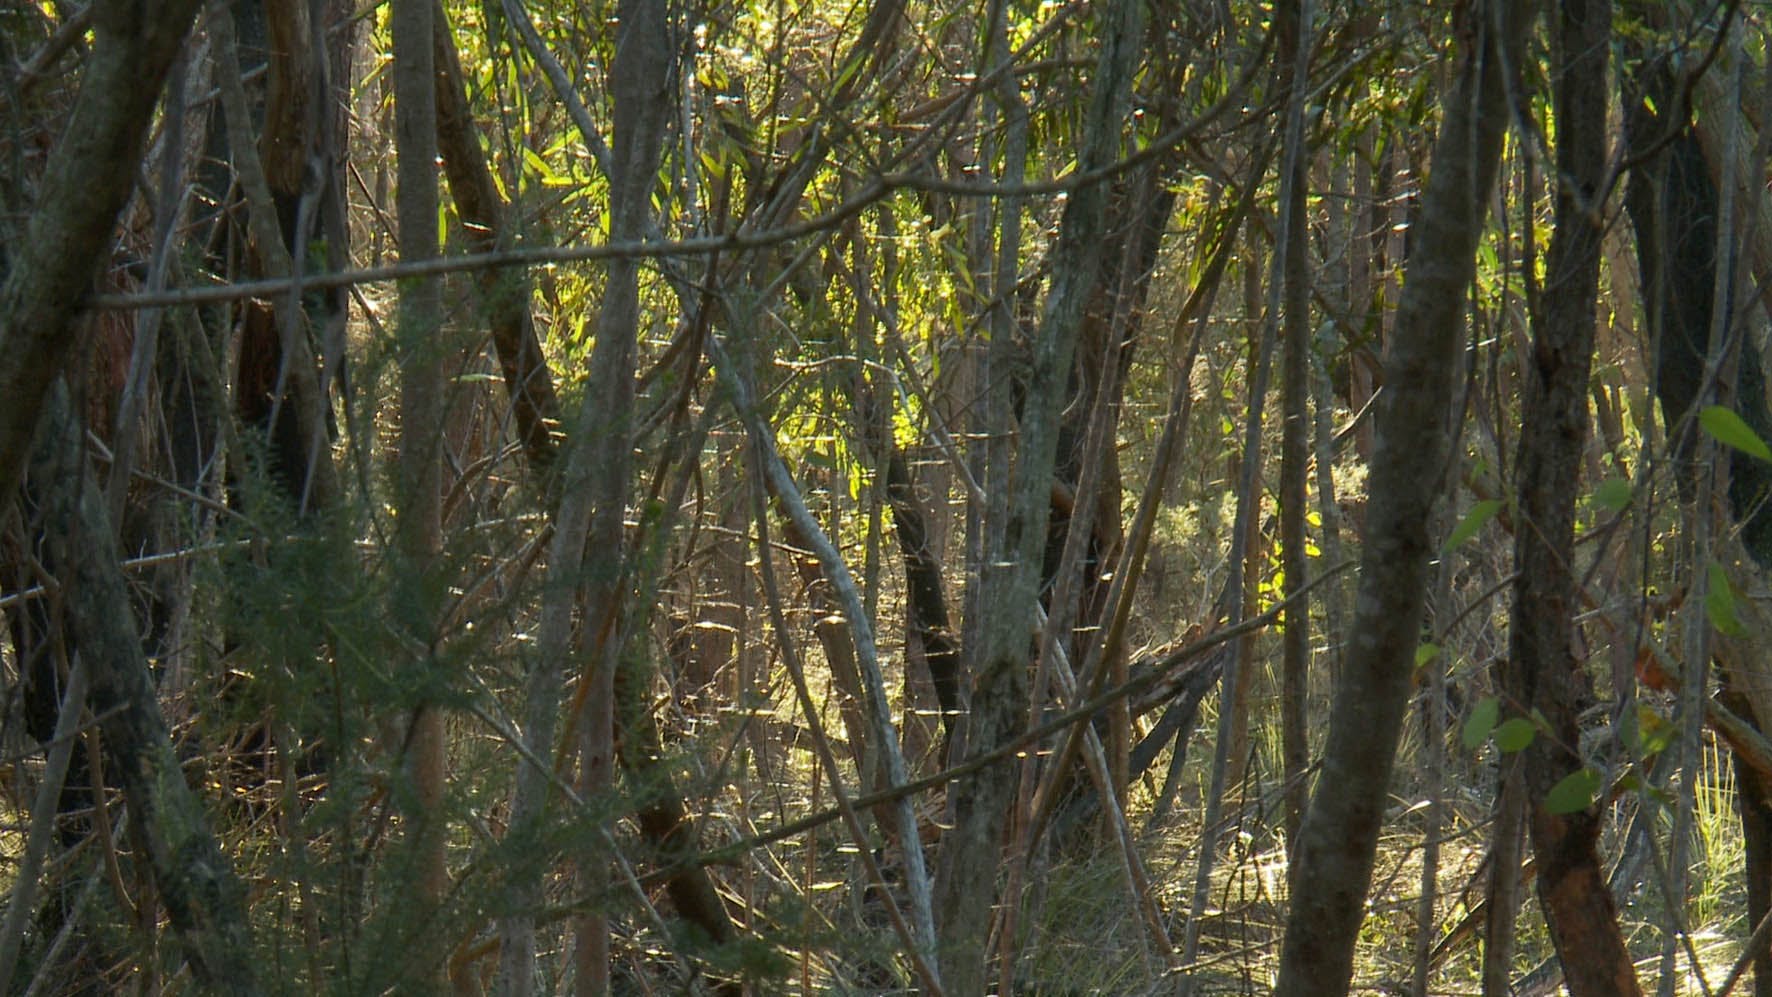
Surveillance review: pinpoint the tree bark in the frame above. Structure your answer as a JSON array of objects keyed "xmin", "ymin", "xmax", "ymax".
[
  {"xmin": 1505, "ymin": 1, "xmax": 1639, "ymax": 992},
  {"xmin": 0, "ymin": 0, "xmax": 202, "ymax": 510},
  {"xmin": 931, "ymin": 0, "xmax": 1142, "ymax": 989},
  {"xmin": 391, "ymin": 0, "xmax": 449, "ymax": 973},
  {"xmin": 29, "ymin": 382, "xmax": 261, "ymax": 995},
  {"xmin": 1273, "ymin": 0, "xmax": 1525, "ymax": 991},
  {"xmin": 432, "ymin": 5, "xmax": 563, "ymax": 479}
]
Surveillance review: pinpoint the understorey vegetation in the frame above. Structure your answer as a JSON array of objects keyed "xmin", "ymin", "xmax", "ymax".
[{"xmin": 2, "ymin": 0, "xmax": 1771, "ymax": 994}]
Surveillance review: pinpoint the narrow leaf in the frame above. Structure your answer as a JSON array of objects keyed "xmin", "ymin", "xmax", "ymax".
[
  {"xmin": 1442, "ymin": 499, "xmax": 1503, "ymax": 553},
  {"xmin": 1699, "ymin": 405, "xmax": 1772, "ymax": 462},
  {"xmin": 1706, "ymin": 560, "xmax": 1747, "ymax": 637}
]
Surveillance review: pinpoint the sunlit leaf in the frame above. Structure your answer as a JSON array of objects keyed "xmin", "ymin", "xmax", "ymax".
[{"xmin": 1699, "ymin": 405, "xmax": 1772, "ymax": 462}]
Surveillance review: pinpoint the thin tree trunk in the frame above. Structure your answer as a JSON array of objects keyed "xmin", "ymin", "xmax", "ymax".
[
  {"xmin": 1662, "ymin": 36, "xmax": 1745, "ymax": 997},
  {"xmin": 571, "ymin": 5, "xmax": 672, "ymax": 993},
  {"xmin": 431, "ymin": 5, "xmax": 563, "ymax": 478},
  {"xmin": 207, "ymin": 0, "xmax": 339, "ymax": 512},
  {"xmin": 1275, "ymin": 0, "xmax": 1314, "ymax": 845},
  {"xmin": 1223, "ymin": 241, "xmax": 1264, "ymax": 796},
  {"xmin": 1506, "ymin": 6, "xmax": 1635, "ymax": 979},
  {"xmin": 0, "ymin": 656, "xmax": 87, "ymax": 994},
  {"xmin": 28, "ymin": 383, "xmax": 261, "ymax": 995},
  {"xmin": 1180, "ymin": 165, "xmax": 1280, "ymax": 997},
  {"xmin": 1273, "ymin": 0, "xmax": 1524, "ymax": 990},
  {"xmin": 707, "ymin": 327, "xmax": 943, "ymax": 987},
  {"xmin": 391, "ymin": 0, "xmax": 448, "ymax": 978}
]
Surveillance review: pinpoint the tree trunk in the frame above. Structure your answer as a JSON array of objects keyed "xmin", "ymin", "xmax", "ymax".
[
  {"xmin": 931, "ymin": 0, "xmax": 1142, "ymax": 989},
  {"xmin": 559, "ymin": 3, "xmax": 673, "ymax": 993},
  {"xmin": 1624, "ymin": 35, "xmax": 1772, "ymax": 997},
  {"xmin": 431, "ymin": 5, "xmax": 563, "ymax": 479},
  {"xmin": 391, "ymin": 0, "xmax": 449, "ymax": 976},
  {"xmin": 1506, "ymin": 1, "xmax": 1639, "ymax": 992},
  {"xmin": 0, "ymin": 0, "xmax": 202, "ymax": 509},
  {"xmin": 1273, "ymin": 0, "xmax": 1524, "ymax": 991},
  {"xmin": 1275, "ymin": 0, "xmax": 1314, "ymax": 843},
  {"xmin": 29, "ymin": 382, "xmax": 261, "ymax": 995}
]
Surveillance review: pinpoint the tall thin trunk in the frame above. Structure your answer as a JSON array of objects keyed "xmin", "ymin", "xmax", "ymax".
[
  {"xmin": 492, "ymin": 3, "xmax": 672, "ymax": 991},
  {"xmin": 1274, "ymin": 0, "xmax": 1525, "ymax": 991},
  {"xmin": 574, "ymin": 4, "xmax": 672, "ymax": 994},
  {"xmin": 1662, "ymin": 32, "xmax": 1743, "ymax": 997},
  {"xmin": 1180, "ymin": 156, "xmax": 1281, "ymax": 997},
  {"xmin": 1275, "ymin": 0, "xmax": 1315, "ymax": 844},
  {"xmin": 431, "ymin": 5, "xmax": 563, "ymax": 479},
  {"xmin": 1508, "ymin": 3, "xmax": 1637, "ymax": 991},
  {"xmin": 391, "ymin": 0, "xmax": 448, "ymax": 975}
]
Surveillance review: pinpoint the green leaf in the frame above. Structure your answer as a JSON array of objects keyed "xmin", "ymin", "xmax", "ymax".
[
  {"xmin": 1636, "ymin": 704, "xmax": 1676, "ymax": 756},
  {"xmin": 1463, "ymin": 696, "xmax": 1499, "ymax": 750},
  {"xmin": 1699, "ymin": 405, "xmax": 1772, "ymax": 462},
  {"xmin": 1544, "ymin": 767, "xmax": 1603, "ymax": 814},
  {"xmin": 1706, "ymin": 560, "xmax": 1747, "ymax": 636},
  {"xmin": 1442, "ymin": 500, "xmax": 1503, "ymax": 553},
  {"xmin": 1494, "ymin": 717, "xmax": 1537, "ymax": 752},
  {"xmin": 1593, "ymin": 477, "xmax": 1633, "ymax": 512},
  {"xmin": 1415, "ymin": 643, "xmax": 1441, "ymax": 668}
]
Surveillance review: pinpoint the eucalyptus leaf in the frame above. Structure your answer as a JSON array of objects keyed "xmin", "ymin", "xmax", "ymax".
[
  {"xmin": 1699, "ymin": 405, "xmax": 1772, "ymax": 462},
  {"xmin": 1441, "ymin": 499, "xmax": 1503, "ymax": 553},
  {"xmin": 1706, "ymin": 560, "xmax": 1746, "ymax": 637}
]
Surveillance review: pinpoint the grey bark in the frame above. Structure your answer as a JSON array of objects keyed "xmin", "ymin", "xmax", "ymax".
[
  {"xmin": 495, "ymin": 1, "xmax": 675, "ymax": 993},
  {"xmin": 930, "ymin": 0, "xmax": 1142, "ymax": 989},
  {"xmin": 1272, "ymin": 0, "xmax": 1526, "ymax": 991}
]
